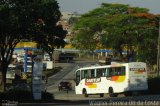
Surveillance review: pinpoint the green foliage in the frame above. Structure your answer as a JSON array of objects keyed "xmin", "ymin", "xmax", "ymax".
[
  {"xmin": 40, "ymin": 24, "xmax": 67, "ymax": 60},
  {"xmin": 69, "ymin": 17, "xmax": 78, "ymax": 25},
  {"xmin": 72, "ymin": 3, "xmax": 158, "ymax": 64},
  {"xmin": 71, "ymin": 29, "xmax": 97, "ymax": 52},
  {"xmin": 0, "ymin": 0, "xmax": 63, "ymax": 91}
]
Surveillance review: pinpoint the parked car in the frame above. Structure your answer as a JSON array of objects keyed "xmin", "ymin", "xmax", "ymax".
[{"xmin": 58, "ymin": 81, "xmax": 72, "ymax": 91}]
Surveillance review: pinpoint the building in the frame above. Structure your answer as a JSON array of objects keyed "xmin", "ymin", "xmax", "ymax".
[{"xmin": 57, "ymin": 12, "xmax": 80, "ymax": 51}]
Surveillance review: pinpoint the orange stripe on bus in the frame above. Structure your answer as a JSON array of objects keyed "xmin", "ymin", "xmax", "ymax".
[
  {"xmin": 85, "ymin": 82, "xmax": 93, "ymax": 86},
  {"xmin": 111, "ymin": 76, "xmax": 119, "ymax": 81}
]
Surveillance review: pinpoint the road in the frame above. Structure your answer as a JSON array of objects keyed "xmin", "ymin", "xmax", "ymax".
[
  {"xmin": 46, "ymin": 60, "xmax": 97, "ymax": 94},
  {"xmin": 19, "ymin": 60, "xmax": 160, "ymax": 106}
]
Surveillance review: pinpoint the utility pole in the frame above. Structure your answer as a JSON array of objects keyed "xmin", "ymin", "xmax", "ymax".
[{"xmin": 157, "ymin": 19, "xmax": 160, "ymax": 76}]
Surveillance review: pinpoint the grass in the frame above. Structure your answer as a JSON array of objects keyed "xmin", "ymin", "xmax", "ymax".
[{"xmin": 43, "ymin": 66, "xmax": 62, "ymax": 78}]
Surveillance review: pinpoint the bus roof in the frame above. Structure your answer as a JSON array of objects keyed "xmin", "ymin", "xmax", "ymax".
[{"xmin": 75, "ymin": 62, "xmax": 146, "ymax": 71}]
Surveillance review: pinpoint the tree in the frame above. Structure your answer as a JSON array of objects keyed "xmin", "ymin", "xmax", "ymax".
[
  {"xmin": 15, "ymin": 0, "xmax": 68, "ymax": 61},
  {"xmin": 40, "ymin": 25, "xmax": 67, "ymax": 61},
  {"xmin": 131, "ymin": 13, "xmax": 159, "ymax": 64},
  {"xmin": 72, "ymin": 3, "xmax": 159, "ymax": 64},
  {"xmin": 71, "ymin": 28, "xmax": 97, "ymax": 52},
  {"xmin": 0, "ymin": 0, "xmax": 62, "ymax": 91},
  {"xmin": 0, "ymin": 0, "xmax": 23, "ymax": 91},
  {"xmin": 104, "ymin": 13, "xmax": 158, "ymax": 63},
  {"xmin": 72, "ymin": 3, "xmax": 149, "ymax": 52}
]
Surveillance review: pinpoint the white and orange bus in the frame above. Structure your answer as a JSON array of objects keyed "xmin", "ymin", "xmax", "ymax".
[{"xmin": 75, "ymin": 62, "xmax": 148, "ymax": 97}]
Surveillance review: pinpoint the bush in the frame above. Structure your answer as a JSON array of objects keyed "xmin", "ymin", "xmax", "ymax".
[
  {"xmin": 0, "ymin": 90, "xmax": 32, "ymax": 102},
  {"xmin": 0, "ymin": 90, "xmax": 54, "ymax": 103},
  {"xmin": 147, "ymin": 77, "xmax": 160, "ymax": 94}
]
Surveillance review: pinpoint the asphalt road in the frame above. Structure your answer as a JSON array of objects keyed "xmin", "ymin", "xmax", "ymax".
[
  {"xmin": 46, "ymin": 60, "xmax": 97, "ymax": 93},
  {"xmin": 19, "ymin": 60, "xmax": 160, "ymax": 106}
]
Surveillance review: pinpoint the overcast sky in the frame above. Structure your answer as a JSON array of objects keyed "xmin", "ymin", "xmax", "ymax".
[{"xmin": 57, "ymin": 0, "xmax": 160, "ymax": 14}]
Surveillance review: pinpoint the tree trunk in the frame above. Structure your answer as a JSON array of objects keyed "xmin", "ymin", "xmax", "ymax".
[
  {"xmin": 0, "ymin": 60, "xmax": 9, "ymax": 92},
  {"xmin": 0, "ymin": 66, "xmax": 7, "ymax": 92},
  {"xmin": 52, "ymin": 51, "xmax": 56, "ymax": 69}
]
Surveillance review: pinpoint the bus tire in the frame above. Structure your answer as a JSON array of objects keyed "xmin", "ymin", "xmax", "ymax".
[
  {"xmin": 100, "ymin": 93, "xmax": 104, "ymax": 97},
  {"xmin": 109, "ymin": 87, "xmax": 117, "ymax": 97},
  {"xmin": 83, "ymin": 89, "xmax": 88, "ymax": 97}
]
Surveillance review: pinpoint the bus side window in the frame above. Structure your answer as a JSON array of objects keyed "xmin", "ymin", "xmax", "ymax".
[
  {"xmin": 75, "ymin": 70, "xmax": 80, "ymax": 85},
  {"xmin": 102, "ymin": 68, "xmax": 106, "ymax": 77},
  {"xmin": 121, "ymin": 66, "xmax": 126, "ymax": 75},
  {"xmin": 91, "ymin": 69, "xmax": 95, "ymax": 78},
  {"xmin": 96, "ymin": 69, "xmax": 102, "ymax": 77},
  {"xmin": 114, "ymin": 67, "xmax": 126, "ymax": 75},
  {"xmin": 108, "ymin": 68, "xmax": 114, "ymax": 76},
  {"xmin": 81, "ymin": 70, "xmax": 84, "ymax": 79},
  {"xmin": 115, "ymin": 67, "xmax": 121, "ymax": 75},
  {"xmin": 105, "ymin": 68, "xmax": 110, "ymax": 77},
  {"xmin": 84, "ymin": 70, "xmax": 88, "ymax": 78},
  {"xmin": 81, "ymin": 70, "xmax": 88, "ymax": 79}
]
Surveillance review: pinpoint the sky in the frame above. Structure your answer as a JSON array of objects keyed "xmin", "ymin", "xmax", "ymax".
[{"xmin": 57, "ymin": 0, "xmax": 160, "ymax": 14}]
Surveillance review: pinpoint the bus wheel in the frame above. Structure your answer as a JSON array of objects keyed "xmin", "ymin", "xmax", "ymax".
[
  {"xmin": 109, "ymin": 87, "xmax": 117, "ymax": 97},
  {"xmin": 83, "ymin": 89, "xmax": 88, "ymax": 97},
  {"xmin": 100, "ymin": 93, "xmax": 104, "ymax": 97}
]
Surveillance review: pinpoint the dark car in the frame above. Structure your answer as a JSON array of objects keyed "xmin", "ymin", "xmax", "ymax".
[{"xmin": 58, "ymin": 81, "xmax": 72, "ymax": 91}]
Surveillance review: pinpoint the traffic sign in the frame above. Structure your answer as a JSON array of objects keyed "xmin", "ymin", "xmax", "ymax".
[{"xmin": 22, "ymin": 72, "xmax": 27, "ymax": 79}]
